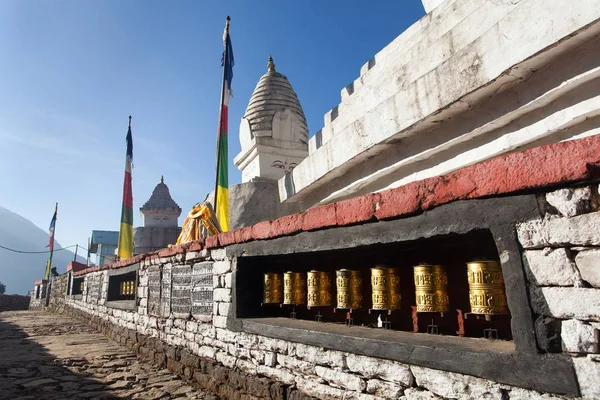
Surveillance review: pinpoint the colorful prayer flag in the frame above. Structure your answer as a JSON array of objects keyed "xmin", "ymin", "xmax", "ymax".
[
  {"xmin": 45, "ymin": 203, "xmax": 57, "ymax": 279},
  {"xmin": 215, "ymin": 17, "xmax": 234, "ymax": 232},
  {"xmin": 118, "ymin": 116, "xmax": 134, "ymax": 260}
]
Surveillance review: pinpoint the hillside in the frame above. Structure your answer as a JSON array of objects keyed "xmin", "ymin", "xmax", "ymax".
[{"xmin": 0, "ymin": 206, "xmax": 84, "ymax": 295}]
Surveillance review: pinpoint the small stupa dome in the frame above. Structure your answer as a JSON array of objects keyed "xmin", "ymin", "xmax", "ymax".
[
  {"xmin": 240, "ymin": 56, "xmax": 308, "ymax": 149},
  {"xmin": 140, "ymin": 176, "xmax": 181, "ymax": 212}
]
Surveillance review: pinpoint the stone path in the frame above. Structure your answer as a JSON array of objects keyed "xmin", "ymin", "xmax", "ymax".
[{"xmin": 0, "ymin": 310, "xmax": 215, "ymax": 399}]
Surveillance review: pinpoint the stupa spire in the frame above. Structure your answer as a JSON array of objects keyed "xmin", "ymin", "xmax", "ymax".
[{"xmin": 267, "ymin": 55, "xmax": 276, "ymax": 73}]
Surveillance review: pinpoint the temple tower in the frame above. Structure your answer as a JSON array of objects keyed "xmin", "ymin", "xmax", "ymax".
[
  {"xmin": 234, "ymin": 56, "xmax": 309, "ymax": 182},
  {"xmin": 134, "ymin": 176, "xmax": 182, "ymax": 253}
]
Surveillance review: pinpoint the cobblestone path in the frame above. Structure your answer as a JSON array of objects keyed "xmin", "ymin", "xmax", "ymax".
[{"xmin": 0, "ymin": 310, "xmax": 215, "ymax": 400}]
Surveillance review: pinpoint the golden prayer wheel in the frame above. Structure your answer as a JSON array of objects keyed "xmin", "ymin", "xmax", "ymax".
[
  {"xmin": 263, "ymin": 273, "xmax": 283, "ymax": 304},
  {"xmin": 307, "ymin": 270, "xmax": 332, "ymax": 308},
  {"xmin": 388, "ymin": 268, "xmax": 401, "ymax": 310},
  {"xmin": 129, "ymin": 281, "xmax": 135, "ymax": 296},
  {"xmin": 283, "ymin": 271, "xmax": 306, "ymax": 305},
  {"xmin": 467, "ymin": 261, "xmax": 509, "ymax": 315},
  {"xmin": 413, "ymin": 265, "xmax": 449, "ymax": 313},
  {"xmin": 371, "ymin": 266, "xmax": 401, "ymax": 310},
  {"xmin": 120, "ymin": 281, "xmax": 124, "ymax": 296},
  {"xmin": 336, "ymin": 269, "xmax": 363, "ymax": 309}
]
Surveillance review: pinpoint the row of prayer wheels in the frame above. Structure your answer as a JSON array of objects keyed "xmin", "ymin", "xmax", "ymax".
[
  {"xmin": 119, "ymin": 280, "xmax": 136, "ymax": 298},
  {"xmin": 263, "ymin": 261, "xmax": 508, "ymax": 315}
]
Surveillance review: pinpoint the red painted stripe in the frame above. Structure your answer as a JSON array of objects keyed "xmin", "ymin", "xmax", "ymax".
[
  {"xmin": 122, "ymin": 171, "xmax": 133, "ymax": 208},
  {"xmin": 220, "ymin": 105, "xmax": 228, "ymax": 136}
]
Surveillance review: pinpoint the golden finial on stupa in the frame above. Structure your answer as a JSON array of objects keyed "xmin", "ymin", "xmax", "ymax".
[{"xmin": 267, "ymin": 55, "xmax": 275, "ymax": 72}]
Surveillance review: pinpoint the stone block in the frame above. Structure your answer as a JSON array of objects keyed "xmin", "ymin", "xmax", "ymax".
[
  {"xmin": 236, "ymin": 358, "xmax": 257, "ymax": 374},
  {"xmin": 507, "ymin": 387, "xmax": 569, "ymax": 399},
  {"xmin": 180, "ymin": 349, "xmax": 200, "ymax": 368},
  {"xmin": 218, "ymin": 302, "xmax": 231, "ymax": 316},
  {"xmin": 198, "ymin": 345, "xmax": 217, "ymax": 360},
  {"xmin": 545, "ymin": 186, "xmax": 598, "ymax": 218},
  {"xmin": 561, "ymin": 319, "xmax": 596, "ymax": 353},
  {"xmin": 315, "ymin": 365, "xmax": 366, "ymax": 392},
  {"xmin": 534, "ymin": 316, "xmax": 562, "ymax": 353},
  {"xmin": 256, "ymin": 365, "xmax": 296, "ymax": 385},
  {"xmin": 213, "ymin": 315, "xmax": 228, "ymax": 328},
  {"xmin": 524, "ymin": 248, "xmax": 580, "ymax": 286},
  {"xmin": 411, "ymin": 366, "xmax": 503, "ymax": 400},
  {"xmin": 290, "ymin": 343, "xmax": 345, "ymax": 368},
  {"xmin": 213, "ymin": 261, "xmax": 231, "ymax": 275},
  {"xmin": 403, "ymin": 388, "xmax": 440, "ymax": 400},
  {"xmin": 366, "ymin": 379, "xmax": 404, "ymax": 398},
  {"xmin": 276, "ymin": 354, "xmax": 315, "ymax": 375},
  {"xmin": 517, "ymin": 212, "xmax": 600, "ymax": 249},
  {"xmin": 270, "ymin": 382, "xmax": 287, "ymax": 400},
  {"xmin": 263, "ymin": 351, "xmax": 277, "ymax": 367},
  {"xmin": 224, "ymin": 273, "xmax": 232, "ymax": 289},
  {"xmin": 216, "ymin": 328, "xmax": 237, "ymax": 343},
  {"xmin": 346, "ymin": 354, "xmax": 413, "ymax": 387},
  {"xmin": 228, "ymin": 370, "xmax": 248, "ymax": 391},
  {"xmin": 211, "ymin": 248, "xmax": 227, "ymax": 261},
  {"xmin": 575, "ymin": 250, "xmax": 600, "ymax": 288},
  {"xmin": 213, "ymin": 288, "xmax": 232, "ymax": 303},
  {"xmin": 573, "ymin": 355, "xmax": 600, "ymax": 399},
  {"xmin": 530, "ymin": 287, "xmax": 600, "ymax": 321},
  {"xmin": 258, "ymin": 336, "xmax": 289, "ymax": 354},
  {"xmin": 215, "ymin": 351, "xmax": 236, "ymax": 369},
  {"xmin": 247, "ymin": 376, "xmax": 271, "ymax": 398},
  {"xmin": 296, "ymin": 376, "xmax": 345, "ymax": 399}
]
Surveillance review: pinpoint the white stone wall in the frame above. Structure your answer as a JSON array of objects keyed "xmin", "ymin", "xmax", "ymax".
[
  {"xmin": 280, "ymin": 0, "xmax": 600, "ymax": 206},
  {"xmin": 63, "ymin": 186, "xmax": 600, "ymax": 399},
  {"xmin": 517, "ymin": 185, "xmax": 600, "ymax": 400}
]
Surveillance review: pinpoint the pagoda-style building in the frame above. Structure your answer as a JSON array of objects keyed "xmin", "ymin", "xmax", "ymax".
[{"xmin": 133, "ymin": 176, "xmax": 182, "ymax": 254}]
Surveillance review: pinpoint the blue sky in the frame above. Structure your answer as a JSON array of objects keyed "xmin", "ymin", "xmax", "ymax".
[{"xmin": 0, "ymin": 1, "xmax": 425, "ymax": 261}]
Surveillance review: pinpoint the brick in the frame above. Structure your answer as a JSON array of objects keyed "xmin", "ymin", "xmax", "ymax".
[
  {"xmin": 336, "ymin": 193, "xmax": 379, "ymax": 226},
  {"xmin": 302, "ymin": 203, "xmax": 337, "ymax": 231},
  {"xmin": 188, "ymin": 241, "xmax": 204, "ymax": 252},
  {"xmin": 218, "ymin": 231, "xmax": 236, "ymax": 247},
  {"xmin": 271, "ymin": 213, "xmax": 304, "ymax": 237},
  {"xmin": 375, "ymin": 182, "xmax": 421, "ymax": 220},
  {"xmin": 205, "ymin": 235, "xmax": 219, "ymax": 249},
  {"xmin": 251, "ymin": 220, "xmax": 272, "ymax": 240},
  {"xmin": 233, "ymin": 227, "xmax": 253, "ymax": 244}
]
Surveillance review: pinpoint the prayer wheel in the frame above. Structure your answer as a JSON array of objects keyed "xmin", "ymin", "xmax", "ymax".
[
  {"xmin": 307, "ymin": 270, "xmax": 332, "ymax": 308},
  {"xmin": 413, "ymin": 265, "xmax": 449, "ymax": 313},
  {"xmin": 467, "ymin": 261, "xmax": 509, "ymax": 315},
  {"xmin": 263, "ymin": 273, "xmax": 283, "ymax": 304},
  {"xmin": 335, "ymin": 269, "xmax": 363, "ymax": 309},
  {"xmin": 283, "ymin": 271, "xmax": 306, "ymax": 305},
  {"xmin": 371, "ymin": 266, "xmax": 401, "ymax": 310},
  {"xmin": 388, "ymin": 268, "xmax": 401, "ymax": 310}
]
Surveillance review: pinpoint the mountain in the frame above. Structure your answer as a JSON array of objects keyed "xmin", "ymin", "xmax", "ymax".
[{"xmin": 0, "ymin": 206, "xmax": 85, "ymax": 295}]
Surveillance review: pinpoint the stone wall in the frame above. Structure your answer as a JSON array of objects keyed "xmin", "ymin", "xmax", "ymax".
[
  {"xmin": 517, "ymin": 186, "xmax": 600, "ymax": 399},
  {"xmin": 48, "ymin": 185, "xmax": 600, "ymax": 399},
  {"xmin": 49, "ymin": 274, "xmax": 68, "ymax": 313},
  {"xmin": 0, "ymin": 294, "xmax": 31, "ymax": 312}
]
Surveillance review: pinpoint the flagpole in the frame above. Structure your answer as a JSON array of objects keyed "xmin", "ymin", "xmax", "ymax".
[{"xmin": 213, "ymin": 15, "xmax": 231, "ymax": 216}]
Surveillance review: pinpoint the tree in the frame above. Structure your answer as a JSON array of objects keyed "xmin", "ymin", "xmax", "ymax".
[{"xmin": 0, "ymin": 281, "xmax": 5, "ymax": 295}]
